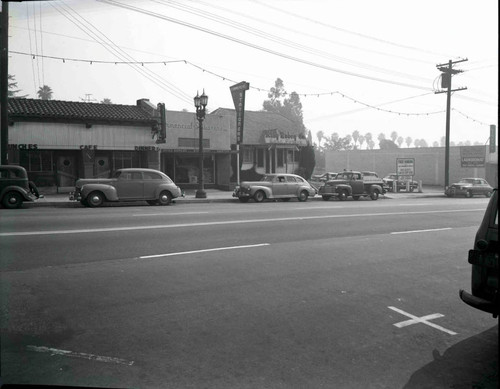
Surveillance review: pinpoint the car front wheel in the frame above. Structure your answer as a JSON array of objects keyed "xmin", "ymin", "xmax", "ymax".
[
  {"xmin": 158, "ymin": 191, "xmax": 172, "ymax": 205},
  {"xmin": 298, "ymin": 190, "xmax": 308, "ymax": 202},
  {"xmin": 87, "ymin": 191, "xmax": 104, "ymax": 207},
  {"xmin": 466, "ymin": 190, "xmax": 473, "ymax": 198},
  {"xmin": 370, "ymin": 189, "xmax": 380, "ymax": 200},
  {"xmin": 338, "ymin": 189, "xmax": 349, "ymax": 201},
  {"xmin": 253, "ymin": 190, "xmax": 265, "ymax": 203},
  {"xmin": 2, "ymin": 191, "xmax": 23, "ymax": 209}
]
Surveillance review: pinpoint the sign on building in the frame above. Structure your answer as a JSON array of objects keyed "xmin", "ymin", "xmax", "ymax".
[
  {"xmin": 230, "ymin": 81, "xmax": 250, "ymax": 144},
  {"xmin": 460, "ymin": 146, "xmax": 485, "ymax": 167},
  {"xmin": 396, "ymin": 158, "xmax": 415, "ymax": 182}
]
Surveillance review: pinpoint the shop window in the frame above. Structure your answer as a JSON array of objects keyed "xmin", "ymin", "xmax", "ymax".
[
  {"xmin": 277, "ymin": 149, "xmax": 284, "ymax": 167},
  {"xmin": 113, "ymin": 151, "xmax": 140, "ymax": 169},
  {"xmin": 287, "ymin": 150, "xmax": 294, "ymax": 163},
  {"xmin": 257, "ymin": 149, "xmax": 264, "ymax": 167},
  {"xmin": 242, "ymin": 148, "xmax": 253, "ymax": 163},
  {"xmin": 19, "ymin": 150, "xmax": 53, "ymax": 172}
]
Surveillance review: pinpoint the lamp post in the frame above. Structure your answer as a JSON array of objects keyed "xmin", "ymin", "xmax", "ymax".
[{"xmin": 194, "ymin": 90, "xmax": 208, "ymax": 198}]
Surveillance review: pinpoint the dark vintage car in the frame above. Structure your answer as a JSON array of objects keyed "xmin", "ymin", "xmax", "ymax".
[
  {"xmin": 233, "ymin": 173, "xmax": 316, "ymax": 203},
  {"xmin": 459, "ymin": 188, "xmax": 498, "ymax": 317},
  {"xmin": 69, "ymin": 168, "xmax": 183, "ymax": 207},
  {"xmin": 0, "ymin": 165, "xmax": 37, "ymax": 209},
  {"xmin": 445, "ymin": 178, "xmax": 493, "ymax": 198},
  {"xmin": 383, "ymin": 173, "xmax": 419, "ymax": 192}
]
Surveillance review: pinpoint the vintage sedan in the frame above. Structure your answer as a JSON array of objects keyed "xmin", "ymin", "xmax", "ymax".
[
  {"xmin": 0, "ymin": 165, "xmax": 37, "ymax": 209},
  {"xmin": 445, "ymin": 178, "xmax": 493, "ymax": 198},
  {"xmin": 233, "ymin": 173, "xmax": 317, "ymax": 203},
  {"xmin": 69, "ymin": 168, "xmax": 183, "ymax": 207}
]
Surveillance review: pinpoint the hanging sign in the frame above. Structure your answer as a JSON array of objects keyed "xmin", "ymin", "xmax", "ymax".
[{"xmin": 230, "ymin": 81, "xmax": 250, "ymax": 144}]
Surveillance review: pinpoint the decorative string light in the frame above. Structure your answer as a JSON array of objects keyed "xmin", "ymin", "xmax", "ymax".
[{"xmin": 12, "ymin": 50, "xmax": 492, "ymax": 124}]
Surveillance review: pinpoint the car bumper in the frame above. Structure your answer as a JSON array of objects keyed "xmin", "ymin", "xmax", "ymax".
[
  {"xmin": 459, "ymin": 289, "xmax": 499, "ymax": 317},
  {"xmin": 68, "ymin": 191, "xmax": 81, "ymax": 201}
]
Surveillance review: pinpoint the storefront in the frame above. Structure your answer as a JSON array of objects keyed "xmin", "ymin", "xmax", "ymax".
[{"xmin": 160, "ymin": 110, "xmax": 232, "ymax": 190}]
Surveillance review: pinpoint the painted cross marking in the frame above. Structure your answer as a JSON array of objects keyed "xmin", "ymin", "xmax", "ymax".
[{"xmin": 388, "ymin": 306, "xmax": 457, "ymax": 335}]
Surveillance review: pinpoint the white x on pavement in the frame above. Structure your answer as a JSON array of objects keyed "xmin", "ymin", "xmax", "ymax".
[{"xmin": 388, "ymin": 306, "xmax": 457, "ymax": 335}]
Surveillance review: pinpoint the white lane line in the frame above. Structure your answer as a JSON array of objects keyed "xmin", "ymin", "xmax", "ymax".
[
  {"xmin": 0, "ymin": 208, "xmax": 483, "ymax": 237},
  {"xmin": 27, "ymin": 345, "xmax": 134, "ymax": 366},
  {"xmin": 388, "ymin": 306, "xmax": 457, "ymax": 335},
  {"xmin": 133, "ymin": 211, "xmax": 209, "ymax": 217},
  {"xmin": 140, "ymin": 243, "xmax": 270, "ymax": 259},
  {"xmin": 391, "ymin": 227, "xmax": 453, "ymax": 235}
]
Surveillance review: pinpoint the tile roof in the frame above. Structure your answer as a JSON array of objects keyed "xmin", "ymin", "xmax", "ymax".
[
  {"xmin": 8, "ymin": 98, "xmax": 157, "ymax": 124},
  {"xmin": 211, "ymin": 108, "xmax": 302, "ymax": 144}
]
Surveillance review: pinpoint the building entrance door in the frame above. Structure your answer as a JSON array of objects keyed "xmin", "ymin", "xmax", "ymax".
[{"xmin": 56, "ymin": 155, "xmax": 77, "ymax": 187}]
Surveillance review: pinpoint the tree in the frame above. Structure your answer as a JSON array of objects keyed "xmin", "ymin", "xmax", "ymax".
[
  {"xmin": 8, "ymin": 74, "xmax": 28, "ymax": 98},
  {"xmin": 358, "ymin": 135, "xmax": 365, "ymax": 149},
  {"xmin": 405, "ymin": 136, "xmax": 413, "ymax": 148},
  {"xmin": 316, "ymin": 130, "xmax": 324, "ymax": 148},
  {"xmin": 101, "ymin": 98, "xmax": 112, "ymax": 104},
  {"xmin": 297, "ymin": 145, "xmax": 315, "ymax": 180},
  {"xmin": 379, "ymin": 139, "xmax": 398, "ymax": 149},
  {"xmin": 367, "ymin": 140, "xmax": 375, "ymax": 150},
  {"xmin": 323, "ymin": 135, "xmax": 353, "ymax": 151},
  {"xmin": 377, "ymin": 133, "xmax": 386, "ymax": 142},
  {"xmin": 352, "ymin": 130, "xmax": 360, "ymax": 149},
  {"xmin": 440, "ymin": 136, "xmax": 446, "ymax": 147},
  {"xmin": 37, "ymin": 85, "xmax": 53, "ymax": 100},
  {"xmin": 262, "ymin": 78, "xmax": 305, "ymax": 135},
  {"xmin": 397, "ymin": 136, "xmax": 404, "ymax": 147},
  {"xmin": 432, "ymin": 141, "xmax": 439, "ymax": 147},
  {"xmin": 390, "ymin": 131, "xmax": 398, "ymax": 143}
]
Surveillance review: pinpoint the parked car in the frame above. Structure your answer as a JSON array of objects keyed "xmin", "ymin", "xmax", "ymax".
[
  {"xmin": 233, "ymin": 173, "xmax": 316, "ymax": 203},
  {"xmin": 69, "ymin": 168, "xmax": 183, "ymax": 207},
  {"xmin": 459, "ymin": 188, "xmax": 498, "ymax": 317},
  {"xmin": 0, "ymin": 165, "xmax": 37, "ymax": 209},
  {"xmin": 383, "ymin": 173, "xmax": 419, "ymax": 192},
  {"xmin": 311, "ymin": 172, "xmax": 338, "ymax": 182},
  {"xmin": 445, "ymin": 178, "xmax": 493, "ymax": 198}
]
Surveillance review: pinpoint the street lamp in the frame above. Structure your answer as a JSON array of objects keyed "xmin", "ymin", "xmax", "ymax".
[{"xmin": 194, "ymin": 90, "xmax": 208, "ymax": 198}]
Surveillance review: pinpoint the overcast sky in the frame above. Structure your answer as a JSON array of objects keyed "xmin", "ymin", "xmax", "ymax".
[{"xmin": 8, "ymin": 0, "xmax": 498, "ymax": 147}]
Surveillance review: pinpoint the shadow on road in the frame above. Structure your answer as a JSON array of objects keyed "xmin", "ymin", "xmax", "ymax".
[{"xmin": 403, "ymin": 323, "xmax": 498, "ymax": 389}]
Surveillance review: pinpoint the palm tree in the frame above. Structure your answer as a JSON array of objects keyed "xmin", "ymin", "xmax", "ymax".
[
  {"xmin": 101, "ymin": 98, "xmax": 112, "ymax": 104},
  {"xmin": 37, "ymin": 85, "xmax": 53, "ymax": 100},
  {"xmin": 397, "ymin": 136, "xmax": 404, "ymax": 147},
  {"xmin": 390, "ymin": 131, "xmax": 398, "ymax": 143},
  {"xmin": 352, "ymin": 130, "xmax": 360, "ymax": 149},
  {"xmin": 405, "ymin": 136, "xmax": 413, "ymax": 148},
  {"xmin": 367, "ymin": 140, "xmax": 375, "ymax": 150},
  {"xmin": 358, "ymin": 135, "xmax": 365, "ymax": 149}
]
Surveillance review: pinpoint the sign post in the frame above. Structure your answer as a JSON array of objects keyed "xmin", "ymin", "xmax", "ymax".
[
  {"xmin": 230, "ymin": 81, "xmax": 250, "ymax": 186},
  {"xmin": 396, "ymin": 158, "xmax": 415, "ymax": 192}
]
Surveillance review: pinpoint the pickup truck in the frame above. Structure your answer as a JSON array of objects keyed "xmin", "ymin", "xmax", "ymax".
[{"xmin": 318, "ymin": 170, "xmax": 385, "ymax": 201}]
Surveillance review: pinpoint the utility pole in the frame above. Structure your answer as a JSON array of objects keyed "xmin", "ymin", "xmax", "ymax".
[
  {"xmin": 0, "ymin": 1, "xmax": 9, "ymax": 165},
  {"xmin": 435, "ymin": 58, "xmax": 467, "ymax": 190}
]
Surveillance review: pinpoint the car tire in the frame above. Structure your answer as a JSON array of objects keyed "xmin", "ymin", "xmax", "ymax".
[
  {"xmin": 87, "ymin": 191, "xmax": 104, "ymax": 207},
  {"xmin": 466, "ymin": 190, "xmax": 473, "ymax": 198},
  {"xmin": 298, "ymin": 190, "xmax": 308, "ymax": 202},
  {"xmin": 2, "ymin": 191, "xmax": 23, "ymax": 209},
  {"xmin": 370, "ymin": 189, "xmax": 380, "ymax": 200},
  {"xmin": 322, "ymin": 195, "xmax": 331, "ymax": 201},
  {"xmin": 158, "ymin": 191, "xmax": 172, "ymax": 205},
  {"xmin": 353, "ymin": 196, "xmax": 360, "ymax": 200},
  {"xmin": 253, "ymin": 190, "xmax": 265, "ymax": 203},
  {"xmin": 239, "ymin": 197, "xmax": 249, "ymax": 203},
  {"xmin": 338, "ymin": 189, "xmax": 349, "ymax": 201}
]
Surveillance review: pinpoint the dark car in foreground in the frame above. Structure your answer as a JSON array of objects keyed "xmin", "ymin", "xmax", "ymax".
[
  {"xmin": 459, "ymin": 188, "xmax": 498, "ymax": 317},
  {"xmin": 0, "ymin": 165, "xmax": 37, "ymax": 209},
  {"xmin": 445, "ymin": 178, "xmax": 493, "ymax": 198},
  {"xmin": 233, "ymin": 173, "xmax": 316, "ymax": 203},
  {"xmin": 69, "ymin": 168, "xmax": 183, "ymax": 207}
]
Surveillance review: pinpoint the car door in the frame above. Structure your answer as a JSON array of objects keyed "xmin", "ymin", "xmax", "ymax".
[
  {"xmin": 114, "ymin": 171, "xmax": 144, "ymax": 199},
  {"xmin": 143, "ymin": 171, "xmax": 163, "ymax": 199},
  {"xmin": 272, "ymin": 176, "xmax": 288, "ymax": 197},
  {"xmin": 286, "ymin": 175, "xmax": 299, "ymax": 196},
  {"xmin": 350, "ymin": 173, "xmax": 364, "ymax": 194}
]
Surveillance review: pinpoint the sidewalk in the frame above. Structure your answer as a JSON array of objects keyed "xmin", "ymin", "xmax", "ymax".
[{"xmin": 23, "ymin": 186, "xmax": 445, "ymax": 208}]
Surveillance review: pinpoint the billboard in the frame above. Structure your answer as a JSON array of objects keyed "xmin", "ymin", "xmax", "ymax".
[{"xmin": 460, "ymin": 146, "xmax": 485, "ymax": 167}]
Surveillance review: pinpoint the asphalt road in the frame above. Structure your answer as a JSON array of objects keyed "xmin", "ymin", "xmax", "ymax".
[{"xmin": 1, "ymin": 196, "xmax": 498, "ymax": 388}]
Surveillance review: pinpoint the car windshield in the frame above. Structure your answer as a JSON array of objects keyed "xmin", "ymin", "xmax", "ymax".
[{"xmin": 458, "ymin": 179, "xmax": 475, "ymax": 184}]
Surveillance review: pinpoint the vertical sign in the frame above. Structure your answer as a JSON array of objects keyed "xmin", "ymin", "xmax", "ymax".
[
  {"xmin": 230, "ymin": 81, "xmax": 250, "ymax": 144},
  {"xmin": 490, "ymin": 124, "xmax": 496, "ymax": 153}
]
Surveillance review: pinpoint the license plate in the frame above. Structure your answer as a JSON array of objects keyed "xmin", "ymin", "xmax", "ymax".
[{"xmin": 468, "ymin": 250, "xmax": 499, "ymax": 269}]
